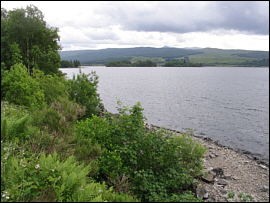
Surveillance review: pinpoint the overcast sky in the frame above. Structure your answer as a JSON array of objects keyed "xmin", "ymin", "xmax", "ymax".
[{"xmin": 2, "ymin": 1, "xmax": 269, "ymax": 51}]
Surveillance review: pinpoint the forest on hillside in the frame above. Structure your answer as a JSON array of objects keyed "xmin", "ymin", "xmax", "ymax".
[{"xmin": 59, "ymin": 47, "xmax": 269, "ymax": 67}]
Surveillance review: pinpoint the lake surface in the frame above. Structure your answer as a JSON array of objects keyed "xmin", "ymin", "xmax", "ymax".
[{"xmin": 60, "ymin": 66, "xmax": 269, "ymax": 165}]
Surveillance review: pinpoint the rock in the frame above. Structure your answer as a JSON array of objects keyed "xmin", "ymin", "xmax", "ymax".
[
  {"xmin": 212, "ymin": 168, "xmax": 224, "ymax": 177},
  {"xmin": 196, "ymin": 186, "xmax": 208, "ymax": 199},
  {"xmin": 209, "ymin": 154, "xmax": 216, "ymax": 158},
  {"xmin": 259, "ymin": 164, "xmax": 268, "ymax": 169},
  {"xmin": 223, "ymin": 174, "xmax": 232, "ymax": 180},
  {"xmin": 217, "ymin": 178, "xmax": 228, "ymax": 186},
  {"xmin": 203, "ymin": 192, "xmax": 209, "ymax": 199},
  {"xmin": 261, "ymin": 185, "xmax": 269, "ymax": 192},
  {"xmin": 204, "ymin": 197, "xmax": 216, "ymax": 202},
  {"xmin": 209, "ymin": 170, "xmax": 217, "ymax": 176},
  {"xmin": 202, "ymin": 174, "xmax": 215, "ymax": 183},
  {"xmin": 232, "ymin": 176, "xmax": 240, "ymax": 180},
  {"xmin": 220, "ymin": 189, "xmax": 228, "ymax": 195},
  {"xmin": 206, "ymin": 167, "xmax": 214, "ymax": 172}
]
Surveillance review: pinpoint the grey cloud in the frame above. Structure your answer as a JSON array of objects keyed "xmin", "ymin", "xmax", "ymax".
[
  {"xmin": 96, "ymin": 1, "xmax": 269, "ymax": 35},
  {"xmin": 86, "ymin": 31, "xmax": 119, "ymax": 41}
]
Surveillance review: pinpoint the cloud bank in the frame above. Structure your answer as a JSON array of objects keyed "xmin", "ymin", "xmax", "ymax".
[{"xmin": 1, "ymin": 1, "xmax": 269, "ymax": 51}]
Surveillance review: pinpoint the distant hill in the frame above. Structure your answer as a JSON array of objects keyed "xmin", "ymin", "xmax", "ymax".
[{"xmin": 59, "ymin": 47, "xmax": 269, "ymax": 67}]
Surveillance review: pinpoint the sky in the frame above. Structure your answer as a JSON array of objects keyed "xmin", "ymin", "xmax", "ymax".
[{"xmin": 1, "ymin": 1, "xmax": 269, "ymax": 51}]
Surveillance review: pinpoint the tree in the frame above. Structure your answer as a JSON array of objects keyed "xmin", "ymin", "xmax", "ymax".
[
  {"xmin": 66, "ymin": 69, "xmax": 102, "ymax": 119},
  {"xmin": 1, "ymin": 4, "xmax": 61, "ymax": 75}
]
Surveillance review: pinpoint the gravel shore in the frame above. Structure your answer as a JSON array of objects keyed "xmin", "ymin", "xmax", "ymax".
[
  {"xmin": 191, "ymin": 135, "xmax": 269, "ymax": 202},
  {"xmin": 145, "ymin": 123, "xmax": 269, "ymax": 202}
]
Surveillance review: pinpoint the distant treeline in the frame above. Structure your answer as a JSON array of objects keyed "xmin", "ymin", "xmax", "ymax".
[
  {"xmin": 239, "ymin": 58, "xmax": 269, "ymax": 67},
  {"xmin": 106, "ymin": 60, "xmax": 203, "ymax": 67},
  {"xmin": 83, "ymin": 57, "xmax": 133, "ymax": 66},
  {"xmin": 107, "ymin": 60, "xmax": 157, "ymax": 67},
  {"xmin": 60, "ymin": 59, "xmax": 81, "ymax": 68},
  {"xmin": 162, "ymin": 61, "xmax": 202, "ymax": 67}
]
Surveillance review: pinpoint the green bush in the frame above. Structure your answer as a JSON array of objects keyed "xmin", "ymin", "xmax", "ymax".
[
  {"xmin": 77, "ymin": 101, "xmax": 205, "ymax": 202},
  {"xmin": 66, "ymin": 68, "xmax": 102, "ymax": 119},
  {"xmin": 32, "ymin": 97, "xmax": 86, "ymax": 136},
  {"xmin": 98, "ymin": 150, "xmax": 129, "ymax": 180},
  {"xmin": 31, "ymin": 68, "xmax": 68, "ymax": 105},
  {"xmin": 1, "ymin": 63, "xmax": 45, "ymax": 109},
  {"xmin": 76, "ymin": 115, "xmax": 111, "ymax": 148},
  {"xmin": 73, "ymin": 137, "xmax": 104, "ymax": 173},
  {"xmin": 173, "ymin": 129, "xmax": 206, "ymax": 178}
]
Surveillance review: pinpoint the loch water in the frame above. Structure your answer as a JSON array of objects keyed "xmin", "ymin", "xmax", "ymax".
[{"xmin": 60, "ymin": 66, "xmax": 269, "ymax": 165}]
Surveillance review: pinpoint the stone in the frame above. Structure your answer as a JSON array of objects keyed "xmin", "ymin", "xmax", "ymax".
[
  {"xmin": 206, "ymin": 167, "xmax": 214, "ymax": 172},
  {"xmin": 204, "ymin": 197, "xmax": 216, "ymax": 202},
  {"xmin": 196, "ymin": 186, "xmax": 208, "ymax": 199},
  {"xmin": 260, "ymin": 185, "xmax": 269, "ymax": 192},
  {"xmin": 203, "ymin": 192, "xmax": 209, "ymax": 199},
  {"xmin": 232, "ymin": 176, "xmax": 240, "ymax": 180},
  {"xmin": 259, "ymin": 164, "xmax": 268, "ymax": 169},
  {"xmin": 202, "ymin": 174, "xmax": 215, "ymax": 183},
  {"xmin": 220, "ymin": 189, "xmax": 228, "ymax": 195},
  {"xmin": 213, "ymin": 168, "xmax": 224, "ymax": 177},
  {"xmin": 209, "ymin": 170, "xmax": 217, "ymax": 176},
  {"xmin": 223, "ymin": 174, "xmax": 232, "ymax": 180},
  {"xmin": 209, "ymin": 154, "xmax": 216, "ymax": 158},
  {"xmin": 217, "ymin": 178, "xmax": 228, "ymax": 186}
]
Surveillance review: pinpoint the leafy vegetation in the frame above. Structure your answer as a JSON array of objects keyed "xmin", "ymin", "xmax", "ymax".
[
  {"xmin": 227, "ymin": 191, "xmax": 254, "ymax": 202},
  {"xmin": 1, "ymin": 63, "xmax": 46, "ymax": 109},
  {"xmin": 66, "ymin": 69, "xmax": 102, "ymax": 119},
  {"xmin": 107, "ymin": 60, "xmax": 157, "ymax": 67},
  {"xmin": 1, "ymin": 5, "xmax": 62, "ymax": 75}
]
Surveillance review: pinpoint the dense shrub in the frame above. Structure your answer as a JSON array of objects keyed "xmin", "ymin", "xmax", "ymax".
[
  {"xmin": 66, "ymin": 69, "xmax": 102, "ymax": 119},
  {"xmin": 32, "ymin": 97, "xmax": 86, "ymax": 136},
  {"xmin": 77, "ymin": 101, "xmax": 205, "ymax": 202},
  {"xmin": 1, "ymin": 63, "xmax": 45, "ymax": 109},
  {"xmin": 31, "ymin": 68, "xmax": 68, "ymax": 105}
]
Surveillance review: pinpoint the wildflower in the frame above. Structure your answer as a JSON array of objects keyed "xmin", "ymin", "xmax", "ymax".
[
  {"xmin": 35, "ymin": 164, "xmax": 40, "ymax": 169},
  {"xmin": 6, "ymin": 196, "xmax": 9, "ymax": 200},
  {"xmin": 99, "ymin": 190, "xmax": 103, "ymax": 193},
  {"xmin": 2, "ymin": 194, "xmax": 5, "ymax": 198}
]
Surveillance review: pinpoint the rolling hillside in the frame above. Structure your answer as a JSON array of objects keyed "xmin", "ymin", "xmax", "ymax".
[{"xmin": 59, "ymin": 47, "xmax": 269, "ymax": 67}]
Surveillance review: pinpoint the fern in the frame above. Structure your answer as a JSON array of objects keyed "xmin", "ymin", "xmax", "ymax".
[{"xmin": 1, "ymin": 114, "xmax": 30, "ymax": 142}]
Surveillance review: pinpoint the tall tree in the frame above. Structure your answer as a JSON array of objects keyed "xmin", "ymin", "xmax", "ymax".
[{"xmin": 1, "ymin": 4, "xmax": 61, "ymax": 75}]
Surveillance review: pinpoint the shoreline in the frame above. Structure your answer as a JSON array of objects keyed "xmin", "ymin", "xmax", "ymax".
[
  {"xmin": 145, "ymin": 122, "xmax": 269, "ymax": 167},
  {"xmin": 100, "ymin": 109, "xmax": 269, "ymax": 201},
  {"xmin": 144, "ymin": 122, "xmax": 269, "ymax": 202}
]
